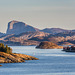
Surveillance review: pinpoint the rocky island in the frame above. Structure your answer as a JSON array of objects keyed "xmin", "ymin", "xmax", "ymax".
[
  {"xmin": 0, "ymin": 43, "xmax": 38, "ymax": 63},
  {"xmin": 36, "ymin": 41, "xmax": 63, "ymax": 49}
]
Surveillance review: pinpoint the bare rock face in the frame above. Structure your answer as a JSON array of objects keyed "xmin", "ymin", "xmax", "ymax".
[
  {"xmin": 6, "ymin": 20, "xmax": 39, "ymax": 35},
  {"xmin": 36, "ymin": 41, "xmax": 63, "ymax": 49}
]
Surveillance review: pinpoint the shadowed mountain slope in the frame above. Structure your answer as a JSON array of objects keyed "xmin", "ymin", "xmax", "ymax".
[{"xmin": 41, "ymin": 28, "xmax": 71, "ymax": 34}]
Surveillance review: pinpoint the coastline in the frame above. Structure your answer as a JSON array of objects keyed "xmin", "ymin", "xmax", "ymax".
[{"xmin": 0, "ymin": 52, "xmax": 39, "ymax": 63}]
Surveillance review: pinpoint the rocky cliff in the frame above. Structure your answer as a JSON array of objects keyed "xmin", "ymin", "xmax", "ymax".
[{"xmin": 6, "ymin": 20, "xmax": 39, "ymax": 35}]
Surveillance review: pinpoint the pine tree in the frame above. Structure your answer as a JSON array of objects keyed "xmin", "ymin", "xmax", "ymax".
[{"xmin": 0, "ymin": 43, "xmax": 12, "ymax": 54}]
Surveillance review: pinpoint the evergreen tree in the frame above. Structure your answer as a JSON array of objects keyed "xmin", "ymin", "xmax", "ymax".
[{"xmin": 0, "ymin": 43, "xmax": 12, "ymax": 54}]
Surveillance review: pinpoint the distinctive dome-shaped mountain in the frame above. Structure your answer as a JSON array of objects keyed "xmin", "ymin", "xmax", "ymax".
[{"xmin": 6, "ymin": 20, "xmax": 39, "ymax": 35}]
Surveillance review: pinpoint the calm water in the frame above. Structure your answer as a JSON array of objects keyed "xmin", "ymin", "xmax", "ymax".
[{"xmin": 0, "ymin": 46, "xmax": 75, "ymax": 75}]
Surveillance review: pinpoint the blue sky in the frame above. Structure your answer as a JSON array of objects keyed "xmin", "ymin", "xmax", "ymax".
[{"xmin": 0, "ymin": 0, "xmax": 75, "ymax": 33}]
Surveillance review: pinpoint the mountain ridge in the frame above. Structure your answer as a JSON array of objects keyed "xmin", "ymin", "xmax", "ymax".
[
  {"xmin": 0, "ymin": 20, "xmax": 75, "ymax": 46},
  {"xmin": 6, "ymin": 20, "xmax": 73, "ymax": 35}
]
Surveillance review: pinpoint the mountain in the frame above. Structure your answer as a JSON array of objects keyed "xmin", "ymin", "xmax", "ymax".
[
  {"xmin": 6, "ymin": 20, "xmax": 72, "ymax": 35},
  {"xmin": 5, "ymin": 31, "xmax": 49, "ymax": 40},
  {"xmin": 28, "ymin": 31, "xmax": 75, "ymax": 45},
  {"xmin": 4, "ymin": 31, "xmax": 75, "ymax": 46},
  {"xmin": 41, "ymin": 28, "xmax": 71, "ymax": 34},
  {"xmin": 0, "ymin": 31, "xmax": 49, "ymax": 46},
  {"xmin": 0, "ymin": 20, "xmax": 75, "ymax": 46},
  {"xmin": 72, "ymin": 30, "xmax": 75, "ymax": 32},
  {"xmin": 6, "ymin": 20, "xmax": 39, "ymax": 35},
  {"xmin": 0, "ymin": 32, "xmax": 5, "ymax": 37}
]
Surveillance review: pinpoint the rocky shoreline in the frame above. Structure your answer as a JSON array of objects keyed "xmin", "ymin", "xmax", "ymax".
[
  {"xmin": 0, "ymin": 52, "xmax": 38, "ymax": 63},
  {"xmin": 0, "ymin": 43, "xmax": 38, "ymax": 63}
]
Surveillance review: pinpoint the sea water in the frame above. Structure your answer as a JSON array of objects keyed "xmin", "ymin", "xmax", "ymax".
[{"xmin": 0, "ymin": 46, "xmax": 75, "ymax": 75}]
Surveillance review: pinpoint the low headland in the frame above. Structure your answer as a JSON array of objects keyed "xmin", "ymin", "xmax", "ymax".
[
  {"xmin": 0, "ymin": 43, "xmax": 38, "ymax": 64},
  {"xmin": 36, "ymin": 41, "xmax": 63, "ymax": 49}
]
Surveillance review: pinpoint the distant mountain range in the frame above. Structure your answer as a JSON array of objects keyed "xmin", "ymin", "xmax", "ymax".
[
  {"xmin": 0, "ymin": 20, "xmax": 75, "ymax": 46},
  {"xmin": 6, "ymin": 20, "xmax": 73, "ymax": 35},
  {"xmin": 41, "ymin": 28, "xmax": 71, "ymax": 34}
]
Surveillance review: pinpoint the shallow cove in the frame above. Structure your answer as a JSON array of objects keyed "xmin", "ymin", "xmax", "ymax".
[{"xmin": 0, "ymin": 46, "xmax": 75, "ymax": 75}]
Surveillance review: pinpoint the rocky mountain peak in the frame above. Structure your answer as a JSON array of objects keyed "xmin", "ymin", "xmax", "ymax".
[
  {"xmin": 6, "ymin": 20, "xmax": 39, "ymax": 35},
  {"xmin": 8, "ymin": 20, "xmax": 26, "ymax": 30}
]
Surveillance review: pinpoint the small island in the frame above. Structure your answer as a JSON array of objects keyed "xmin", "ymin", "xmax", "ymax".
[
  {"xmin": 0, "ymin": 43, "xmax": 38, "ymax": 63},
  {"xmin": 36, "ymin": 41, "xmax": 63, "ymax": 49}
]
